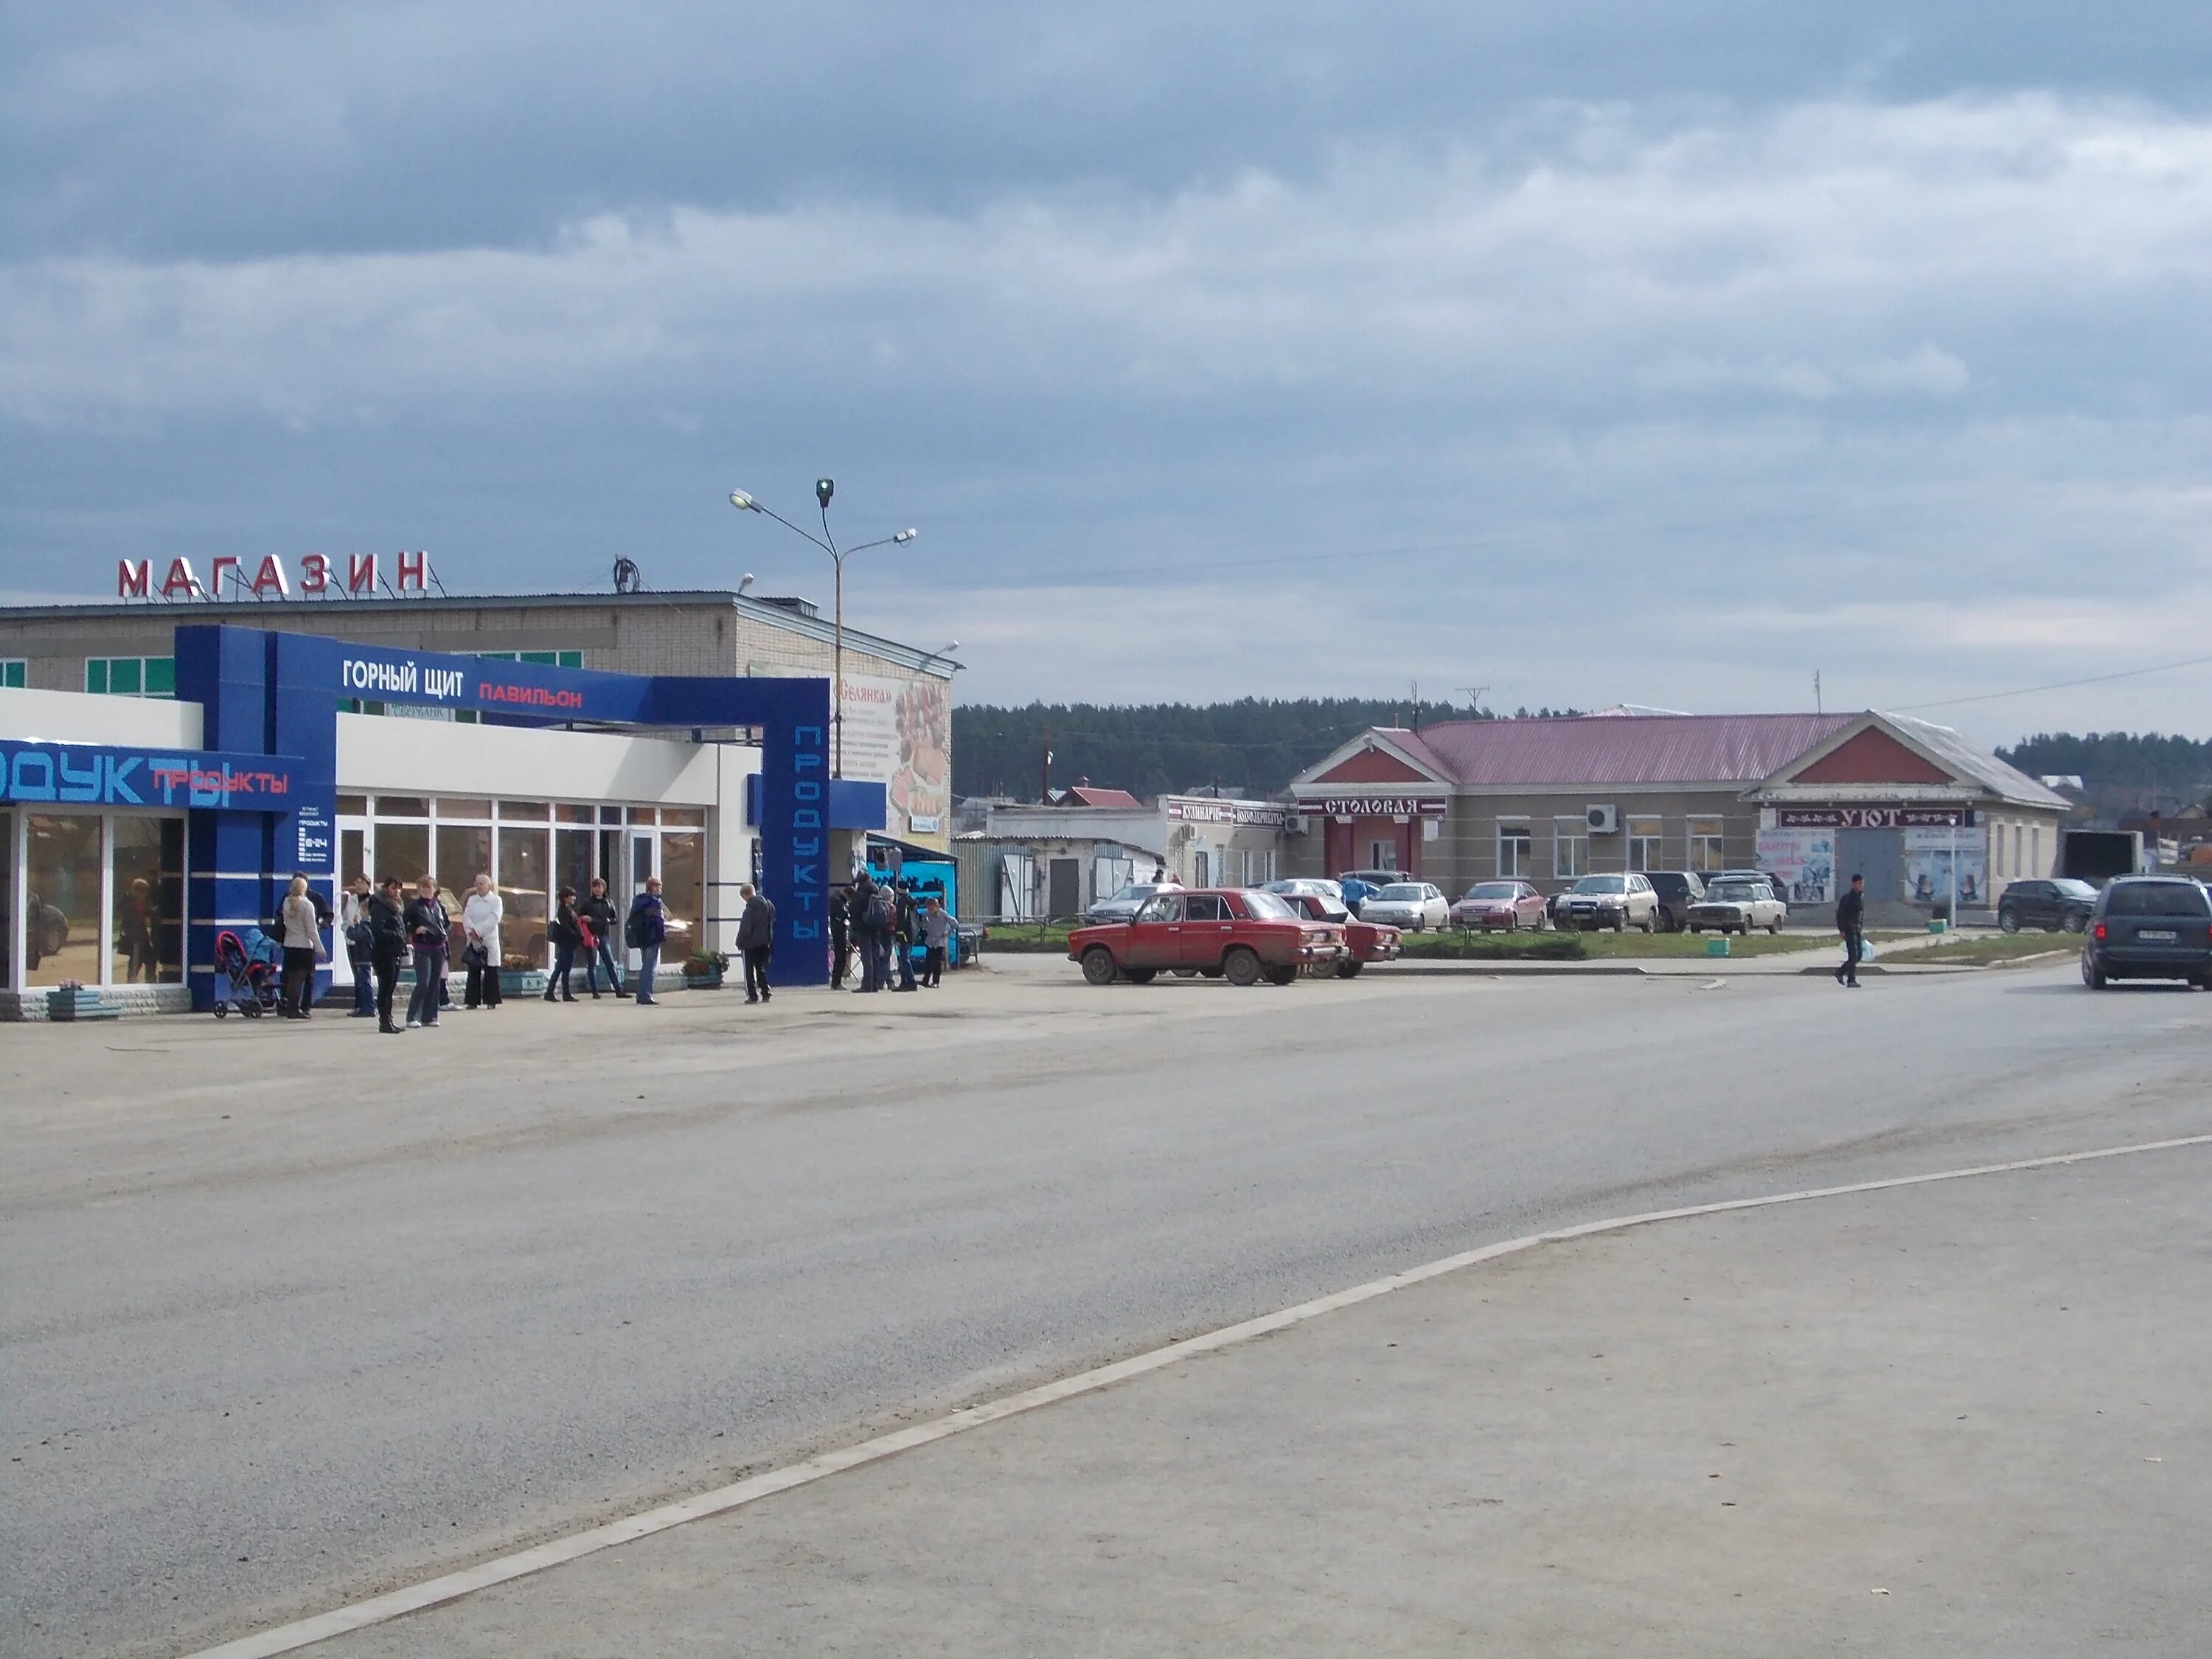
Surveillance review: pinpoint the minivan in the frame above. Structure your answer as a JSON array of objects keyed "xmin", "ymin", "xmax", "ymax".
[{"xmin": 2080, "ymin": 877, "xmax": 2212, "ymax": 990}]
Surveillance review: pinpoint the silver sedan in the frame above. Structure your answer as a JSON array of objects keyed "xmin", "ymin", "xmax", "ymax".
[{"xmin": 1357, "ymin": 882, "xmax": 1451, "ymax": 931}]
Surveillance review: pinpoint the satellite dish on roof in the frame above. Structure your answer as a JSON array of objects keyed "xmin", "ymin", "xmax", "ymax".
[{"xmin": 613, "ymin": 557, "xmax": 643, "ymax": 594}]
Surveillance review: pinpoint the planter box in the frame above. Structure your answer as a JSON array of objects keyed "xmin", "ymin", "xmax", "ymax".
[
  {"xmin": 500, "ymin": 969, "xmax": 547, "ymax": 998},
  {"xmin": 683, "ymin": 970, "xmax": 726, "ymax": 990},
  {"xmin": 46, "ymin": 987, "xmax": 120, "ymax": 1021}
]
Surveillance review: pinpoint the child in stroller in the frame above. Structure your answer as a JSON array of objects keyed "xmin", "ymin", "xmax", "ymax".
[{"xmin": 212, "ymin": 927, "xmax": 285, "ymax": 1018}]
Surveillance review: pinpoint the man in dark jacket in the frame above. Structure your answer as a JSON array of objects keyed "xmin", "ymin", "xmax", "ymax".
[
  {"xmin": 366, "ymin": 876, "xmax": 409, "ymax": 1034},
  {"xmin": 580, "ymin": 877, "xmax": 622, "ymax": 998},
  {"xmin": 735, "ymin": 883, "xmax": 776, "ymax": 1004},
  {"xmin": 827, "ymin": 886, "xmax": 852, "ymax": 989},
  {"xmin": 1835, "ymin": 872, "xmax": 1866, "ymax": 988},
  {"xmin": 892, "ymin": 882, "xmax": 921, "ymax": 991},
  {"xmin": 627, "ymin": 877, "xmax": 667, "ymax": 1006},
  {"xmin": 402, "ymin": 875, "xmax": 448, "ymax": 1029},
  {"xmin": 851, "ymin": 872, "xmax": 883, "ymax": 992}
]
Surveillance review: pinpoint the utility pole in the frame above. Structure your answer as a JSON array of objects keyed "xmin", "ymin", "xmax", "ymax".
[
  {"xmin": 1040, "ymin": 724, "xmax": 1053, "ymax": 804},
  {"xmin": 1460, "ymin": 685, "xmax": 1490, "ymax": 719},
  {"xmin": 1814, "ymin": 669, "xmax": 1823, "ymax": 715}
]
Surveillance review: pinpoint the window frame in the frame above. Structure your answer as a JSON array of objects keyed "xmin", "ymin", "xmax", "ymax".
[
  {"xmin": 0, "ymin": 658, "xmax": 26, "ymax": 689},
  {"xmin": 1552, "ymin": 816, "xmax": 1589, "ymax": 880},
  {"xmin": 1497, "ymin": 819, "xmax": 1534, "ymax": 880},
  {"xmin": 84, "ymin": 655, "xmax": 176, "ymax": 698}
]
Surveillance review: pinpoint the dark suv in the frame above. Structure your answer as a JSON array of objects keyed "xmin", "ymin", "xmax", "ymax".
[
  {"xmin": 1998, "ymin": 877, "xmax": 2097, "ymax": 934},
  {"xmin": 1644, "ymin": 871, "xmax": 1706, "ymax": 931},
  {"xmin": 2080, "ymin": 877, "xmax": 2212, "ymax": 990}
]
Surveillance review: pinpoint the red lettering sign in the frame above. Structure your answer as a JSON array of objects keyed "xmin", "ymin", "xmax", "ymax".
[
  {"xmin": 347, "ymin": 552, "xmax": 378, "ymax": 594},
  {"xmin": 249, "ymin": 554, "xmax": 289, "ymax": 598},
  {"xmin": 396, "ymin": 550, "xmax": 427, "ymax": 591},
  {"xmin": 160, "ymin": 557, "xmax": 201, "ymax": 599},
  {"xmin": 117, "ymin": 560, "xmax": 150, "ymax": 598},
  {"xmin": 209, "ymin": 555, "xmax": 242, "ymax": 597},
  {"xmin": 299, "ymin": 553, "xmax": 330, "ymax": 594}
]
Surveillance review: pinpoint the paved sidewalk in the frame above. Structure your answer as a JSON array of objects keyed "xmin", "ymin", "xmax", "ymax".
[{"xmin": 316, "ymin": 1137, "xmax": 2212, "ymax": 1658}]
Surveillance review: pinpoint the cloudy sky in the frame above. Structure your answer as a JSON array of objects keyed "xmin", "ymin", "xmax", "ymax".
[{"xmin": 4, "ymin": 1, "xmax": 2208, "ymax": 745}]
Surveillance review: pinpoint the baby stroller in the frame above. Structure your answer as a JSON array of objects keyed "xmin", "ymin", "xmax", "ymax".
[{"xmin": 212, "ymin": 927, "xmax": 284, "ymax": 1018}]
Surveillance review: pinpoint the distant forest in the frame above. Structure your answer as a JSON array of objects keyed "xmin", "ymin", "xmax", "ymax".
[
  {"xmin": 951, "ymin": 698, "xmax": 1581, "ymax": 801},
  {"xmin": 950, "ymin": 703, "xmax": 2212, "ymax": 808}
]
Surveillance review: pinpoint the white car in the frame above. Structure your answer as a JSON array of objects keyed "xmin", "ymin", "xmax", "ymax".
[
  {"xmin": 1085, "ymin": 880, "xmax": 1183, "ymax": 925},
  {"xmin": 1686, "ymin": 877, "xmax": 1788, "ymax": 935},
  {"xmin": 1358, "ymin": 881, "xmax": 1450, "ymax": 931}
]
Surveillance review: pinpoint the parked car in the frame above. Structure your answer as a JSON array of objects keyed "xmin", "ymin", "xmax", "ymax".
[
  {"xmin": 1644, "ymin": 871, "xmax": 1706, "ymax": 932},
  {"xmin": 2080, "ymin": 877, "xmax": 2212, "ymax": 990},
  {"xmin": 1450, "ymin": 880, "xmax": 1548, "ymax": 932},
  {"xmin": 1067, "ymin": 886, "xmax": 1343, "ymax": 987},
  {"xmin": 1358, "ymin": 882, "xmax": 1450, "ymax": 931},
  {"xmin": 1084, "ymin": 879, "xmax": 1183, "ymax": 925},
  {"xmin": 1335, "ymin": 869, "xmax": 1405, "ymax": 890},
  {"xmin": 1277, "ymin": 889, "xmax": 1403, "ymax": 976},
  {"xmin": 1687, "ymin": 877, "xmax": 1787, "ymax": 935},
  {"xmin": 1555, "ymin": 873, "xmax": 1661, "ymax": 932},
  {"xmin": 1264, "ymin": 877, "xmax": 1346, "ymax": 905},
  {"xmin": 1998, "ymin": 877, "xmax": 2097, "ymax": 934}
]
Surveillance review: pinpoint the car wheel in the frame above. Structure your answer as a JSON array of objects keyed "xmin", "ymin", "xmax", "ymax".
[
  {"xmin": 1123, "ymin": 967, "xmax": 1158, "ymax": 984},
  {"xmin": 2062, "ymin": 912, "xmax": 2085, "ymax": 934},
  {"xmin": 1223, "ymin": 947, "xmax": 1263, "ymax": 987},
  {"xmin": 1767, "ymin": 922, "xmax": 1781, "ymax": 935},
  {"xmin": 1333, "ymin": 959, "xmax": 1364, "ymax": 978},
  {"xmin": 1639, "ymin": 911, "xmax": 1655, "ymax": 933},
  {"xmin": 1504, "ymin": 915, "xmax": 1518, "ymax": 933},
  {"xmin": 1081, "ymin": 947, "xmax": 1119, "ymax": 987},
  {"xmin": 2081, "ymin": 953, "xmax": 2106, "ymax": 990},
  {"xmin": 1999, "ymin": 910, "xmax": 2020, "ymax": 934},
  {"xmin": 1689, "ymin": 925, "xmax": 1701, "ymax": 934},
  {"xmin": 1265, "ymin": 964, "xmax": 1298, "ymax": 987},
  {"xmin": 1613, "ymin": 913, "xmax": 1626, "ymax": 933}
]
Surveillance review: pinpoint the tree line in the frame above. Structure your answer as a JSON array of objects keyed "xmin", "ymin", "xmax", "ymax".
[{"xmin": 1997, "ymin": 731, "xmax": 2212, "ymax": 812}]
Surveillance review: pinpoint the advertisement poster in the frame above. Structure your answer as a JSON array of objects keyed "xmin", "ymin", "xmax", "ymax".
[
  {"xmin": 1756, "ymin": 825, "xmax": 1834, "ymax": 905},
  {"xmin": 837, "ymin": 672, "xmax": 951, "ymax": 843},
  {"xmin": 1903, "ymin": 826, "xmax": 1989, "ymax": 909}
]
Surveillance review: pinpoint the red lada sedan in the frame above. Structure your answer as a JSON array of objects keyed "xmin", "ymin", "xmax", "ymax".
[
  {"xmin": 1068, "ymin": 887, "xmax": 1343, "ymax": 987},
  {"xmin": 1276, "ymin": 889, "xmax": 1402, "ymax": 977}
]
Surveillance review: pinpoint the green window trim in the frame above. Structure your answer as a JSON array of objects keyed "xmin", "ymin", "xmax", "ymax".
[
  {"xmin": 85, "ymin": 655, "xmax": 175, "ymax": 698},
  {"xmin": 0, "ymin": 659, "xmax": 26, "ymax": 689}
]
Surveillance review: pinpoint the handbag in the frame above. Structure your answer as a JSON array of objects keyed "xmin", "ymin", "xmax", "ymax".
[{"xmin": 464, "ymin": 941, "xmax": 490, "ymax": 970}]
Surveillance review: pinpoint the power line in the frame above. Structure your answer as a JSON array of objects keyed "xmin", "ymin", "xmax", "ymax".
[{"xmin": 1894, "ymin": 653, "xmax": 2212, "ymax": 712}]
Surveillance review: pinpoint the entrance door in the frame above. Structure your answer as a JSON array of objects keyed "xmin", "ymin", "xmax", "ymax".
[{"xmin": 1048, "ymin": 857, "xmax": 1081, "ymax": 919}]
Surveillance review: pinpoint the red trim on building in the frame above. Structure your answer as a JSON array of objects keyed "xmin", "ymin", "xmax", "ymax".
[
  {"xmin": 1788, "ymin": 728, "xmax": 1954, "ymax": 786},
  {"xmin": 1315, "ymin": 747, "xmax": 1430, "ymax": 785}
]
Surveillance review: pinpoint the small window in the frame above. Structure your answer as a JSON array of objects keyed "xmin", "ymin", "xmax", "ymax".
[
  {"xmin": 498, "ymin": 800, "xmax": 551, "ymax": 821},
  {"xmin": 1136, "ymin": 894, "xmax": 1184, "ymax": 923},
  {"xmin": 1688, "ymin": 817, "xmax": 1725, "ymax": 872},
  {"xmin": 438, "ymin": 798, "xmax": 493, "ymax": 820},
  {"xmin": 375, "ymin": 796, "xmax": 429, "ymax": 818},
  {"xmin": 660, "ymin": 806, "xmax": 706, "ymax": 828},
  {"xmin": 1498, "ymin": 824, "xmax": 1533, "ymax": 879},
  {"xmin": 337, "ymin": 794, "xmax": 369, "ymax": 815},
  {"xmin": 1185, "ymin": 894, "xmax": 1228, "ymax": 921},
  {"xmin": 1627, "ymin": 815, "xmax": 1662, "ymax": 872},
  {"xmin": 85, "ymin": 655, "xmax": 175, "ymax": 698},
  {"xmin": 1553, "ymin": 818, "xmax": 1589, "ymax": 879},
  {"xmin": 1, "ymin": 658, "xmax": 28, "ymax": 688}
]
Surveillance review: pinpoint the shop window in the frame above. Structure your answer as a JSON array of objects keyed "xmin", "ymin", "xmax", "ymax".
[
  {"xmin": 1498, "ymin": 824, "xmax": 1532, "ymax": 878},
  {"xmin": 1688, "ymin": 816, "xmax": 1725, "ymax": 872},
  {"xmin": 111, "ymin": 817, "xmax": 185, "ymax": 984},
  {"xmin": 1366, "ymin": 841, "xmax": 1397, "ymax": 872},
  {"xmin": 438, "ymin": 798, "xmax": 493, "ymax": 821},
  {"xmin": 1627, "ymin": 816, "xmax": 1662, "ymax": 872},
  {"xmin": 1, "ymin": 659, "xmax": 26, "ymax": 689},
  {"xmin": 373, "ymin": 822, "xmax": 430, "ymax": 888},
  {"xmin": 498, "ymin": 801, "xmax": 550, "ymax": 821},
  {"xmin": 337, "ymin": 794, "xmax": 369, "ymax": 817},
  {"xmin": 435, "ymin": 824, "xmax": 493, "ymax": 967},
  {"xmin": 661, "ymin": 806, "xmax": 706, "ymax": 828},
  {"xmin": 478, "ymin": 650, "xmax": 584, "ymax": 668},
  {"xmin": 1093, "ymin": 854, "xmax": 1135, "ymax": 902},
  {"xmin": 24, "ymin": 813, "xmax": 103, "ymax": 987},
  {"xmin": 661, "ymin": 831, "xmax": 705, "ymax": 959},
  {"xmin": 1553, "ymin": 818, "xmax": 1588, "ymax": 879},
  {"xmin": 85, "ymin": 656, "xmax": 175, "ymax": 698},
  {"xmin": 555, "ymin": 827, "xmax": 595, "ymax": 908},
  {"xmin": 1193, "ymin": 850, "xmax": 1211, "ymax": 886},
  {"xmin": 497, "ymin": 826, "xmax": 551, "ymax": 969},
  {"xmin": 556, "ymin": 803, "xmax": 595, "ymax": 824},
  {"xmin": 375, "ymin": 796, "xmax": 428, "ymax": 819}
]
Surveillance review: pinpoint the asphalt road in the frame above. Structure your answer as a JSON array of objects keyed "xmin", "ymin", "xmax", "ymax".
[{"xmin": 4, "ymin": 959, "xmax": 2205, "ymax": 1658}]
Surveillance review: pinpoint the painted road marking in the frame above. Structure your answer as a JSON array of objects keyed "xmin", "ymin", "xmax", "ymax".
[{"xmin": 182, "ymin": 1130, "xmax": 2212, "ymax": 1659}]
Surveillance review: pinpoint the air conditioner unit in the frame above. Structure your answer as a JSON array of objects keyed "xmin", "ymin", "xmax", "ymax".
[
  {"xmin": 1586, "ymin": 804, "xmax": 1619, "ymax": 834},
  {"xmin": 1286, "ymin": 813, "xmax": 1307, "ymax": 835}
]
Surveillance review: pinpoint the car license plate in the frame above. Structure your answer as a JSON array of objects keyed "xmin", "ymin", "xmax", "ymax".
[{"xmin": 2138, "ymin": 929, "xmax": 2177, "ymax": 942}]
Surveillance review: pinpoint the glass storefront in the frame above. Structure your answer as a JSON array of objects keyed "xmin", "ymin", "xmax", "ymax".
[
  {"xmin": 110, "ymin": 816, "xmax": 184, "ymax": 984},
  {"xmin": 5, "ymin": 810, "xmax": 187, "ymax": 993},
  {"xmin": 24, "ymin": 813, "xmax": 105, "ymax": 987}
]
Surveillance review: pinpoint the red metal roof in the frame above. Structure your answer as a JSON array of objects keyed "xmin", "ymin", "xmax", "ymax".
[
  {"xmin": 1060, "ymin": 785, "xmax": 1144, "ymax": 809},
  {"xmin": 1372, "ymin": 714, "xmax": 1860, "ymax": 787}
]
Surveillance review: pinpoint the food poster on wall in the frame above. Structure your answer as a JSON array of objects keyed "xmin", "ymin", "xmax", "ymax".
[
  {"xmin": 1756, "ymin": 826, "xmax": 1835, "ymax": 905},
  {"xmin": 836, "ymin": 672, "xmax": 952, "ymax": 842},
  {"xmin": 1903, "ymin": 826, "xmax": 1989, "ymax": 909}
]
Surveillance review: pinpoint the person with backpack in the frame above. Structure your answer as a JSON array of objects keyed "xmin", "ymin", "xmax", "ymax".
[
  {"xmin": 849, "ymin": 871, "xmax": 881, "ymax": 992},
  {"xmin": 580, "ymin": 876, "xmax": 622, "ymax": 998},
  {"xmin": 341, "ymin": 873, "xmax": 376, "ymax": 1017},
  {"xmin": 403, "ymin": 874, "xmax": 450, "ymax": 1029},
  {"xmin": 544, "ymin": 885, "xmax": 582, "ymax": 1004},
  {"xmin": 863, "ymin": 873, "xmax": 899, "ymax": 992},
  {"xmin": 627, "ymin": 875, "xmax": 667, "ymax": 1006},
  {"xmin": 366, "ymin": 875, "xmax": 408, "ymax": 1034},
  {"xmin": 735, "ymin": 882, "xmax": 776, "ymax": 1004},
  {"xmin": 892, "ymin": 882, "xmax": 921, "ymax": 992}
]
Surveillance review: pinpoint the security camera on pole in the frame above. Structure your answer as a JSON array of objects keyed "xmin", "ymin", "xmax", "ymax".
[{"xmin": 729, "ymin": 481, "xmax": 918, "ymax": 779}]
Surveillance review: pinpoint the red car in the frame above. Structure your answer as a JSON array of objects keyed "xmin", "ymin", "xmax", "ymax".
[
  {"xmin": 1448, "ymin": 880, "xmax": 1549, "ymax": 932},
  {"xmin": 1068, "ymin": 887, "xmax": 1343, "ymax": 987},
  {"xmin": 1277, "ymin": 890, "xmax": 1402, "ymax": 977}
]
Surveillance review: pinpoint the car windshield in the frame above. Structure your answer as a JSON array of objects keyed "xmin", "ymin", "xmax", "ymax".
[
  {"xmin": 1707, "ymin": 881, "xmax": 1759, "ymax": 900},
  {"xmin": 1377, "ymin": 884, "xmax": 1424, "ymax": 900},
  {"xmin": 1467, "ymin": 883, "xmax": 1518, "ymax": 900},
  {"xmin": 2051, "ymin": 879, "xmax": 2098, "ymax": 899},
  {"xmin": 1571, "ymin": 876, "xmax": 1626, "ymax": 894},
  {"xmin": 1241, "ymin": 891, "xmax": 1296, "ymax": 919},
  {"xmin": 2104, "ymin": 882, "xmax": 2211, "ymax": 917}
]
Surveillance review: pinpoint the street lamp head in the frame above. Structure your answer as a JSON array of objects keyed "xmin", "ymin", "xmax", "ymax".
[
  {"xmin": 894, "ymin": 527, "xmax": 919, "ymax": 543},
  {"xmin": 737, "ymin": 573, "xmax": 754, "ymax": 596},
  {"xmin": 728, "ymin": 490, "xmax": 762, "ymax": 512},
  {"xmin": 815, "ymin": 478, "xmax": 835, "ymax": 509}
]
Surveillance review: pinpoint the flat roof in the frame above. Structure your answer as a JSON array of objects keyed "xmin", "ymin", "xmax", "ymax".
[{"xmin": 0, "ymin": 589, "xmax": 962, "ymax": 677}]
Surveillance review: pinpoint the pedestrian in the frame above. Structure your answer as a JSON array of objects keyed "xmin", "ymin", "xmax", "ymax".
[
  {"xmin": 367, "ymin": 875, "xmax": 408, "ymax": 1034},
  {"xmin": 120, "ymin": 877, "xmax": 159, "ymax": 982},
  {"xmin": 462, "ymin": 873, "xmax": 505, "ymax": 1009},
  {"xmin": 736, "ymin": 882, "xmax": 776, "ymax": 1004},
  {"xmin": 1835, "ymin": 872, "xmax": 1866, "ymax": 989},
  {"xmin": 580, "ymin": 876, "xmax": 623, "ymax": 998},
  {"xmin": 545, "ymin": 885, "xmax": 582, "ymax": 1003},
  {"xmin": 892, "ymin": 882, "xmax": 920, "ymax": 991},
  {"xmin": 404, "ymin": 874, "xmax": 449, "ymax": 1028},
  {"xmin": 341, "ymin": 873, "xmax": 377, "ymax": 1018},
  {"xmin": 827, "ymin": 886, "xmax": 852, "ymax": 990},
  {"xmin": 277, "ymin": 874, "xmax": 326, "ymax": 1018},
  {"xmin": 920, "ymin": 895, "xmax": 953, "ymax": 987},
  {"xmin": 852, "ymin": 871, "xmax": 883, "ymax": 992},
  {"xmin": 627, "ymin": 875, "xmax": 667, "ymax": 1005}
]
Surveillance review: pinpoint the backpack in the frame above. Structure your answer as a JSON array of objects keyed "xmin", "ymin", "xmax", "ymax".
[
  {"xmin": 624, "ymin": 902, "xmax": 648, "ymax": 949},
  {"xmin": 865, "ymin": 885, "xmax": 895, "ymax": 931}
]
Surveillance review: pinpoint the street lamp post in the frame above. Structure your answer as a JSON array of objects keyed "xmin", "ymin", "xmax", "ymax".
[{"xmin": 730, "ymin": 483, "xmax": 917, "ymax": 779}]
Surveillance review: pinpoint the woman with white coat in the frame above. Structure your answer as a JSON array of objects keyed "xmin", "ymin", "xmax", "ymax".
[
  {"xmin": 278, "ymin": 874, "xmax": 327, "ymax": 1019},
  {"xmin": 462, "ymin": 873, "xmax": 505, "ymax": 1009}
]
